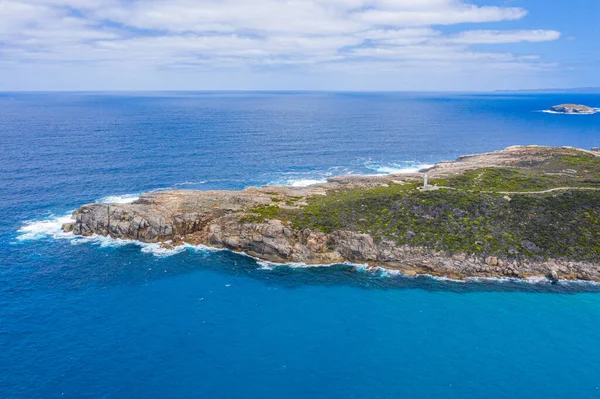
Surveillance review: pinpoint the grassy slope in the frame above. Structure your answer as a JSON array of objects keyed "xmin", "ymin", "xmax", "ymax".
[
  {"xmin": 435, "ymin": 152, "xmax": 600, "ymax": 192},
  {"xmin": 281, "ymin": 150, "xmax": 600, "ymax": 262}
]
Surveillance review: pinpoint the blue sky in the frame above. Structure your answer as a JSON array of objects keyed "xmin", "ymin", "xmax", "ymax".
[{"xmin": 0, "ymin": 0, "xmax": 598, "ymax": 91}]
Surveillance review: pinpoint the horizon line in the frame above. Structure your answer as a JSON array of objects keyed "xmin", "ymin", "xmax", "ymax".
[{"xmin": 1, "ymin": 87, "xmax": 599, "ymax": 94}]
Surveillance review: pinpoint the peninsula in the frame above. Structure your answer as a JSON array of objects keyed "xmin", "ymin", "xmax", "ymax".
[
  {"xmin": 64, "ymin": 146, "xmax": 600, "ymax": 282},
  {"xmin": 549, "ymin": 104, "xmax": 599, "ymax": 114}
]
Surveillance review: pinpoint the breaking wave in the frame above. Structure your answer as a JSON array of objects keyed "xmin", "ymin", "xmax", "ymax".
[
  {"xmin": 539, "ymin": 109, "xmax": 599, "ymax": 115},
  {"xmin": 97, "ymin": 194, "xmax": 140, "ymax": 204},
  {"xmin": 288, "ymin": 179, "xmax": 328, "ymax": 187},
  {"xmin": 268, "ymin": 160, "xmax": 433, "ymax": 187},
  {"xmin": 17, "ymin": 214, "xmax": 76, "ymax": 241},
  {"xmin": 363, "ymin": 160, "xmax": 434, "ymax": 175},
  {"xmin": 14, "ymin": 191, "xmax": 221, "ymax": 257},
  {"xmin": 266, "ymin": 166, "xmax": 352, "ymax": 187},
  {"xmin": 254, "ymin": 259, "xmax": 573, "ymax": 286},
  {"xmin": 16, "ymin": 212, "xmax": 224, "ymax": 258},
  {"xmin": 16, "ymin": 212, "xmax": 594, "ymax": 287},
  {"xmin": 16, "ymin": 185, "xmax": 595, "ymax": 287}
]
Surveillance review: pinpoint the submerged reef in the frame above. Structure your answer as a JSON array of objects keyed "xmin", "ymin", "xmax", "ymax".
[{"xmin": 64, "ymin": 146, "xmax": 600, "ymax": 282}]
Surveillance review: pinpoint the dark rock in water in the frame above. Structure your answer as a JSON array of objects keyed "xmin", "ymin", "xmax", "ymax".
[
  {"xmin": 549, "ymin": 104, "xmax": 598, "ymax": 114},
  {"xmin": 547, "ymin": 269, "xmax": 559, "ymax": 283}
]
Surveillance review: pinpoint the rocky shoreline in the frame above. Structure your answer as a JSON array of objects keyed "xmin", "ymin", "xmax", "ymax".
[{"xmin": 63, "ymin": 146, "xmax": 600, "ymax": 283}]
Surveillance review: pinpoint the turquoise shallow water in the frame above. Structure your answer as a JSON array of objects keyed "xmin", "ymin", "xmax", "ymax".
[{"xmin": 2, "ymin": 92, "xmax": 600, "ymax": 398}]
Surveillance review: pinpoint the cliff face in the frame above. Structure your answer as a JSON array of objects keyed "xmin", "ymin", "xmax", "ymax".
[{"xmin": 63, "ymin": 146, "xmax": 600, "ymax": 282}]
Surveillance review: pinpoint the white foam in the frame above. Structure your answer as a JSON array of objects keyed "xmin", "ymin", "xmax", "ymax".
[
  {"xmin": 15, "ymin": 191, "xmax": 224, "ymax": 258},
  {"xmin": 97, "ymin": 194, "xmax": 140, "ymax": 204},
  {"xmin": 269, "ymin": 171, "xmax": 341, "ymax": 187},
  {"xmin": 172, "ymin": 181, "xmax": 207, "ymax": 187},
  {"xmin": 289, "ymin": 179, "xmax": 328, "ymax": 187},
  {"xmin": 364, "ymin": 160, "xmax": 434, "ymax": 175},
  {"xmin": 18, "ymin": 191, "xmax": 600, "ymax": 287},
  {"xmin": 539, "ymin": 109, "xmax": 599, "ymax": 115},
  {"xmin": 16, "ymin": 214, "xmax": 76, "ymax": 241},
  {"xmin": 139, "ymin": 242, "xmax": 186, "ymax": 257},
  {"xmin": 375, "ymin": 164, "xmax": 434, "ymax": 174},
  {"xmin": 16, "ymin": 215, "xmax": 223, "ymax": 258},
  {"xmin": 16, "ymin": 216, "xmax": 600, "ymax": 286},
  {"xmin": 256, "ymin": 261, "xmax": 276, "ymax": 270},
  {"xmin": 268, "ymin": 160, "xmax": 434, "ymax": 187},
  {"xmin": 256, "ymin": 259, "xmax": 340, "ymax": 269},
  {"xmin": 345, "ymin": 264, "xmax": 584, "ymax": 286}
]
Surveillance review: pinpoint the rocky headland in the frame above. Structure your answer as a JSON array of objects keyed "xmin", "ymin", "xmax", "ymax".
[
  {"xmin": 549, "ymin": 104, "xmax": 599, "ymax": 114},
  {"xmin": 64, "ymin": 146, "xmax": 600, "ymax": 282}
]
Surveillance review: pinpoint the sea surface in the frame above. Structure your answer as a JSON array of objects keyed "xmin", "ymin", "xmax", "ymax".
[{"xmin": 2, "ymin": 92, "xmax": 600, "ymax": 398}]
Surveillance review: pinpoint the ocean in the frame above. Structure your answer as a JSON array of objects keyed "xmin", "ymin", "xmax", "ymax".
[{"xmin": 2, "ymin": 92, "xmax": 600, "ymax": 398}]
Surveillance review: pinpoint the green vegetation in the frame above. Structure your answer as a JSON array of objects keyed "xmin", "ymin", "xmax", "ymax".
[
  {"xmin": 517, "ymin": 152, "xmax": 600, "ymax": 174},
  {"xmin": 239, "ymin": 205, "xmax": 282, "ymax": 223},
  {"xmin": 289, "ymin": 185, "xmax": 600, "ymax": 261},
  {"xmin": 284, "ymin": 196, "xmax": 304, "ymax": 206},
  {"xmin": 434, "ymin": 153, "xmax": 600, "ymax": 192},
  {"xmin": 433, "ymin": 168, "xmax": 566, "ymax": 192},
  {"xmin": 241, "ymin": 149, "xmax": 600, "ymax": 261}
]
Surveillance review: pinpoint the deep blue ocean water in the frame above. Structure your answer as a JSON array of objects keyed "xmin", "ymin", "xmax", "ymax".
[{"xmin": 2, "ymin": 92, "xmax": 600, "ymax": 398}]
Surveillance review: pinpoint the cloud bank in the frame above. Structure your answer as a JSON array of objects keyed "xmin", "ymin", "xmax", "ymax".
[{"xmin": 0, "ymin": 0, "xmax": 562, "ymax": 90}]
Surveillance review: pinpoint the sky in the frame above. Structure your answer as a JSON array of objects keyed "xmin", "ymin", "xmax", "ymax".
[{"xmin": 0, "ymin": 0, "xmax": 598, "ymax": 91}]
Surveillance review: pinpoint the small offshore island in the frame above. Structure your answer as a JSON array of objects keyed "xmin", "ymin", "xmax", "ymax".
[
  {"xmin": 549, "ymin": 104, "xmax": 599, "ymax": 114},
  {"xmin": 64, "ymin": 146, "xmax": 600, "ymax": 282}
]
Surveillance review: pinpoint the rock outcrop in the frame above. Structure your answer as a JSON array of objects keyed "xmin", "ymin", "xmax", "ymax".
[
  {"xmin": 549, "ymin": 104, "xmax": 598, "ymax": 114},
  {"xmin": 63, "ymin": 146, "xmax": 600, "ymax": 282}
]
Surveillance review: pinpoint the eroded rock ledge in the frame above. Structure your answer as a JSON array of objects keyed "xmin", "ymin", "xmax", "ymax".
[{"xmin": 63, "ymin": 146, "xmax": 600, "ymax": 282}]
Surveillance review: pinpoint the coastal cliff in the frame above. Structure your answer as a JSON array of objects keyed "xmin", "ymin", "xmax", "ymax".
[{"xmin": 64, "ymin": 146, "xmax": 600, "ymax": 282}]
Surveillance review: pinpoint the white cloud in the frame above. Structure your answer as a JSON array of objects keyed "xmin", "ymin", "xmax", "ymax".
[
  {"xmin": 358, "ymin": 4, "xmax": 527, "ymax": 26},
  {"xmin": 0, "ymin": 0, "xmax": 563, "ymax": 89},
  {"xmin": 448, "ymin": 30, "xmax": 562, "ymax": 44}
]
